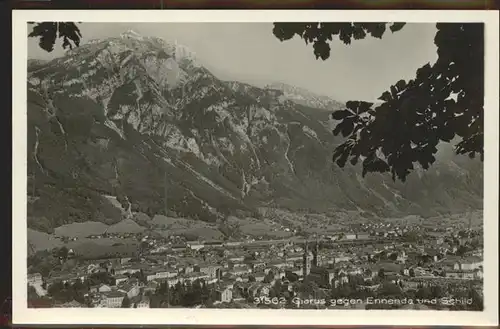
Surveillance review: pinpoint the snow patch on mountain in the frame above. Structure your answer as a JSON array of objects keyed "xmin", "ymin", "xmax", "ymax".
[
  {"xmin": 266, "ymin": 82, "xmax": 344, "ymax": 111},
  {"xmin": 206, "ymin": 101, "xmax": 232, "ymax": 122},
  {"xmin": 302, "ymin": 125, "xmax": 319, "ymax": 141},
  {"xmin": 104, "ymin": 119, "xmax": 125, "ymax": 139},
  {"xmin": 120, "ymin": 30, "xmax": 144, "ymax": 40}
]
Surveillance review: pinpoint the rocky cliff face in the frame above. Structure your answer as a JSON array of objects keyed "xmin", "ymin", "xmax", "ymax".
[
  {"xmin": 265, "ymin": 82, "xmax": 345, "ymax": 111},
  {"xmin": 26, "ymin": 31, "xmax": 483, "ymax": 233}
]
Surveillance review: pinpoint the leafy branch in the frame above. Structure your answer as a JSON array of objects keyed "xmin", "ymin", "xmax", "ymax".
[
  {"xmin": 273, "ymin": 22, "xmax": 484, "ymax": 182},
  {"xmin": 28, "ymin": 22, "xmax": 82, "ymax": 52}
]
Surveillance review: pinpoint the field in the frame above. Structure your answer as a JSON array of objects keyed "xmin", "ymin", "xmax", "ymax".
[
  {"xmin": 227, "ymin": 216, "xmax": 293, "ymax": 239},
  {"xmin": 54, "ymin": 221, "xmax": 110, "ymax": 238},
  {"xmin": 106, "ymin": 218, "xmax": 146, "ymax": 234},
  {"xmin": 27, "ymin": 210, "xmax": 483, "ymax": 255},
  {"xmin": 68, "ymin": 238, "xmax": 140, "ymax": 259},
  {"xmin": 54, "ymin": 218, "xmax": 148, "ymax": 238},
  {"xmin": 29, "ymin": 218, "xmax": 146, "ymax": 252},
  {"xmin": 150, "ymin": 215, "xmax": 224, "ymax": 240},
  {"xmin": 28, "ymin": 229, "xmax": 139, "ymax": 259},
  {"xmin": 28, "ymin": 228, "xmax": 63, "ymax": 253},
  {"xmin": 380, "ymin": 210, "xmax": 483, "ymax": 229}
]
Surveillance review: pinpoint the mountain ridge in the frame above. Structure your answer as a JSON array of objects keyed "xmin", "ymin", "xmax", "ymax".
[{"xmin": 26, "ymin": 32, "xmax": 483, "ymax": 233}]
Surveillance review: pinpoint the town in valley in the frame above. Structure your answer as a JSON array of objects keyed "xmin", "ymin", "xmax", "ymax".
[{"xmin": 28, "ymin": 211, "xmax": 483, "ymax": 310}]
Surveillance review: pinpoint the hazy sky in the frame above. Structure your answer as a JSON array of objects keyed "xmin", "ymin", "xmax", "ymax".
[{"xmin": 28, "ymin": 22, "xmax": 438, "ymax": 102}]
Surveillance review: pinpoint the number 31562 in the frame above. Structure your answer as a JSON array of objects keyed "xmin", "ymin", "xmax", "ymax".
[{"xmin": 254, "ymin": 296, "xmax": 286, "ymax": 305}]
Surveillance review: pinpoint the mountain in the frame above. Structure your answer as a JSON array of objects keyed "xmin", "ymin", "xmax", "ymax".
[
  {"xmin": 28, "ymin": 59, "xmax": 49, "ymax": 71},
  {"xmin": 26, "ymin": 31, "xmax": 483, "ymax": 233},
  {"xmin": 265, "ymin": 82, "xmax": 345, "ymax": 111}
]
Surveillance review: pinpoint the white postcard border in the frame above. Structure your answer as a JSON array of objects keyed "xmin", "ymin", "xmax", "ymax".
[{"xmin": 12, "ymin": 9, "xmax": 499, "ymax": 326}]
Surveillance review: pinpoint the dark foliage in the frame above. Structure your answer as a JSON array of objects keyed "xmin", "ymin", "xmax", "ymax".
[
  {"xmin": 121, "ymin": 295, "xmax": 131, "ymax": 308},
  {"xmin": 153, "ymin": 280, "xmax": 212, "ymax": 308},
  {"xmin": 87, "ymin": 271, "xmax": 116, "ymax": 286},
  {"xmin": 28, "ymin": 22, "xmax": 82, "ymax": 52},
  {"xmin": 47, "ymin": 280, "xmax": 87, "ymax": 304},
  {"xmin": 273, "ymin": 22, "xmax": 484, "ymax": 181}
]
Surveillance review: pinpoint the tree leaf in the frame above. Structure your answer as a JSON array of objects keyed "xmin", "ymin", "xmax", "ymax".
[
  {"xmin": 313, "ymin": 40, "xmax": 331, "ymax": 60},
  {"xmin": 332, "ymin": 144, "xmax": 347, "ymax": 162},
  {"xmin": 28, "ymin": 22, "xmax": 58, "ymax": 52},
  {"xmin": 58, "ymin": 22, "xmax": 82, "ymax": 50},
  {"xmin": 378, "ymin": 91, "xmax": 392, "ymax": 102},
  {"xmin": 395, "ymin": 79, "xmax": 406, "ymax": 91},
  {"xmin": 331, "ymin": 110, "xmax": 353, "ymax": 121},
  {"xmin": 416, "ymin": 63, "xmax": 433, "ymax": 80},
  {"xmin": 29, "ymin": 22, "xmax": 81, "ymax": 53},
  {"xmin": 390, "ymin": 85, "xmax": 398, "ymax": 98},
  {"xmin": 338, "ymin": 29, "xmax": 352, "ymax": 45},
  {"xmin": 368, "ymin": 23, "xmax": 387, "ymax": 39},
  {"xmin": 335, "ymin": 150, "xmax": 350, "ymax": 168},
  {"xmin": 340, "ymin": 118, "xmax": 355, "ymax": 137},
  {"xmin": 390, "ymin": 23, "xmax": 406, "ymax": 33},
  {"xmin": 332, "ymin": 124, "xmax": 343, "ymax": 136},
  {"xmin": 272, "ymin": 23, "xmax": 299, "ymax": 41},
  {"xmin": 346, "ymin": 100, "xmax": 374, "ymax": 114},
  {"xmin": 352, "ymin": 25, "xmax": 367, "ymax": 40}
]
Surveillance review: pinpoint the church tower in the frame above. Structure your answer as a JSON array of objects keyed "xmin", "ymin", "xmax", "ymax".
[
  {"xmin": 303, "ymin": 241, "xmax": 311, "ymax": 277},
  {"xmin": 312, "ymin": 239, "xmax": 319, "ymax": 268}
]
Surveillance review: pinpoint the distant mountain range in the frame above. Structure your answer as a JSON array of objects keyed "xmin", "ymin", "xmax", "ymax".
[
  {"xmin": 26, "ymin": 30, "xmax": 483, "ymax": 233},
  {"xmin": 265, "ymin": 82, "xmax": 345, "ymax": 111}
]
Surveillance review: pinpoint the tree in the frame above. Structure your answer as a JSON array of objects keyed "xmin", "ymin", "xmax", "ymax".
[
  {"xmin": 349, "ymin": 274, "xmax": 365, "ymax": 287},
  {"xmin": 402, "ymin": 231, "xmax": 421, "ymax": 243},
  {"xmin": 299, "ymin": 279, "xmax": 319, "ymax": 298},
  {"xmin": 467, "ymin": 287, "xmax": 483, "ymax": 311},
  {"xmin": 72, "ymin": 279, "xmax": 84, "ymax": 292},
  {"xmin": 57, "ymin": 246, "xmax": 69, "ymax": 261},
  {"xmin": 430, "ymin": 285, "xmax": 444, "ymax": 298},
  {"xmin": 28, "ymin": 251, "xmax": 58, "ymax": 278},
  {"xmin": 156, "ymin": 281, "xmax": 171, "ymax": 307},
  {"xmin": 263, "ymin": 272, "xmax": 275, "ymax": 284},
  {"xmin": 47, "ymin": 280, "xmax": 65, "ymax": 297},
  {"xmin": 415, "ymin": 286, "xmax": 433, "ymax": 300},
  {"xmin": 333, "ymin": 284, "xmax": 352, "ymax": 298},
  {"xmin": 379, "ymin": 282, "xmax": 402, "ymax": 298},
  {"xmin": 285, "ymin": 271, "xmax": 299, "ymax": 282},
  {"xmin": 200, "ymin": 282, "xmax": 212, "ymax": 305},
  {"xmin": 28, "ymin": 285, "xmax": 39, "ymax": 300},
  {"xmin": 388, "ymin": 253, "xmax": 398, "ymax": 261},
  {"xmin": 273, "ymin": 23, "xmax": 483, "ymax": 182},
  {"xmin": 121, "ymin": 295, "xmax": 131, "ymax": 308},
  {"xmin": 456, "ymin": 245, "xmax": 468, "ymax": 257}
]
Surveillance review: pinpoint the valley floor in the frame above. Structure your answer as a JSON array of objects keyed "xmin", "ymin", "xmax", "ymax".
[{"xmin": 27, "ymin": 215, "xmax": 484, "ymax": 310}]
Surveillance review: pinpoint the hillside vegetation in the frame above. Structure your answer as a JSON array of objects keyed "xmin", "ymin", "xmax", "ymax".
[{"xmin": 26, "ymin": 31, "xmax": 483, "ymax": 234}]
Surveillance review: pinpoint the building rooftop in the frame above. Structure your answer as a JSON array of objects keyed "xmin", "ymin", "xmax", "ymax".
[
  {"xmin": 372, "ymin": 262, "xmax": 403, "ymax": 273},
  {"xmin": 103, "ymin": 291, "xmax": 126, "ymax": 298},
  {"xmin": 462, "ymin": 256, "xmax": 482, "ymax": 263}
]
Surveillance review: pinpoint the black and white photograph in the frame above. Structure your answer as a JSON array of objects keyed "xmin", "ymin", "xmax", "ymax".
[{"xmin": 12, "ymin": 10, "xmax": 498, "ymax": 326}]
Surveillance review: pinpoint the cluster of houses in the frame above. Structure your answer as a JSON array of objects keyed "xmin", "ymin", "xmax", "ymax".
[
  {"xmin": 89, "ymin": 281, "xmax": 151, "ymax": 308},
  {"xmin": 28, "ymin": 226, "xmax": 483, "ymax": 308}
]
